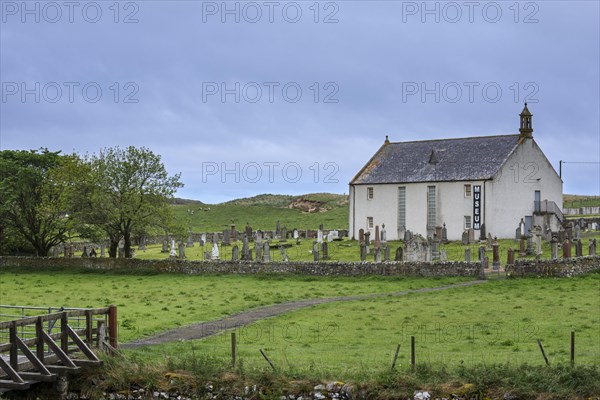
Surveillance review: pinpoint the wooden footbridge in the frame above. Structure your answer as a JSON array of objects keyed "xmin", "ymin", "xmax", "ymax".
[{"xmin": 0, "ymin": 305, "xmax": 117, "ymax": 393}]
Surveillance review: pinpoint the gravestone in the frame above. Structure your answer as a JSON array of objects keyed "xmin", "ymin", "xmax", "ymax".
[
  {"xmin": 231, "ymin": 223, "xmax": 237, "ymax": 241},
  {"xmin": 212, "ymin": 242, "xmax": 219, "ymax": 260},
  {"xmin": 204, "ymin": 251, "xmax": 211, "ymax": 260},
  {"xmin": 431, "ymin": 240, "xmax": 440, "ymax": 260},
  {"xmin": 380, "ymin": 224, "xmax": 387, "ymax": 244},
  {"xmin": 358, "ymin": 229, "xmax": 365, "ymax": 243},
  {"xmin": 319, "ymin": 224, "xmax": 324, "ymax": 231},
  {"xmin": 327, "ymin": 232, "xmax": 334, "ymax": 242},
  {"xmin": 281, "ymin": 227, "xmax": 287, "ymax": 241},
  {"xmin": 404, "ymin": 230, "xmax": 413, "ymax": 243},
  {"xmin": 374, "ymin": 225, "xmax": 381, "ymax": 249},
  {"xmin": 322, "ymin": 241, "xmax": 329, "ymax": 260},
  {"xmin": 254, "ymin": 242, "xmax": 262, "ymax": 260},
  {"xmin": 279, "ymin": 246, "xmax": 289, "ymax": 262},
  {"xmin": 384, "ymin": 245, "xmax": 390, "ymax": 261},
  {"xmin": 525, "ymin": 232, "xmax": 533, "ymax": 256},
  {"xmin": 186, "ymin": 236, "xmax": 194, "ymax": 248},
  {"xmin": 89, "ymin": 248, "xmax": 97, "ymax": 258},
  {"xmin": 139, "ymin": 236, "xmax": 147, "ymax": 250},
  {"xmin": 360, "ymin": 243, "xmax": 367, "ymax": 261},
  {"xmin": 263, "ymin": 242, "xmax": 270, "ymax": 262},
  {"xmin": 519, "ymin": 236, "xmax": 526, "ymax": 257},
  {"xmin": 81, "ymin": 246, "xmax": 89, "ymax": 258},
  {"xmin": 574, "ymin": 224, "xmax": 581, "ymax": 240},
  {"xmin": 232, "ymin": 245, "xmax": 239, "ymax": 261},
  {"xmin": 317, "ymin": 229, "xmax": 323, "ymax": 244},
  {"xmin": 405, "ymin": 234, "xmax": 429, "ymax": 262},
  {"xmin": 465, "ymin": 248, "xmax": 471, "ymax": 262},
  {"xmin": 478, "ymin": 245, "xmax": 486, "ymax": 262},
  {"xmin": 550, "ymin": 236, "xmax": 558, "ymax": 260},
  {"xmin": 440, "ymin": 249, "xmax": 447, "ymax": 262},
  {"xmin": 245, "ymin": 223, "xmax": 253, "ymax": 238},
  {"xmin": 178, "ymin": 242, "xmax": 185, "ymax": 259},
  {"xmin": 365, "ymin": 231, "xmax": 371, "ymax": 246},
  {"xmin": 222, "ymin": 229, "xmax": 231, "ymax": 246},
  {"xmin": 589, "ymin": 239, "xmax": 597, "ymax": 256},
  {"xmin": 256, "ymin": 230, "xmax": 263, "ymax": 244},
  {"xmin": 507, "ymin": 248, "xmax": 515, "ymax": 266},
  {"xmin": 461, "ymin": 231, "xmax": 469, "ymax": 245},
  {"xmin": 574, "ymin": 239, "xmax": 583, "ymax": 257},
  {"xmin": 241, "ymin": 235, "xmax": 250, "ymax": 260},
  {"xmin": 100, "ymin": 244, "xmax": 105, "ymax": 258},
  {"xmin": 479, "ymin": 223, "xmax": 486, "ymax": 241},
  {"xmin": 562, "ymin": 239, "xmax": 571, "ymax": 259},
  {"xmin": 468, "ymin": 228, "xmax": 475, "ymax": 244},
  {"xmin": 276, "ymin": 220, "xmax": 281, "ymax": 237},
  {"xmin": 395, "ymin": 246, "xmax": 403, "ymax": 261},
  {"xmin": 200, "ymin": 233, "xmax": 207, "ymax": 247},
  {"xmin": 69, "ymin": 245, "xmax": 75, "ymax": 258},
  {"xmin": 212, "ymin": 232, "xmax": 219, "ymax": 245},
  {"xmin": 565, "ymin": 223, "xmax": 573, "ymax": 240},
  {"xmin": 293, "ymin": 229, "xmax": 299, "ymax": 239},
  {"xmin": 435, "ymin": 226, "xmax": 443, "ymax": 240},
  {"xmin": 486, "ymin": 233, "xmax": 493, "ymax": 250},
  {"xmin": 492, "ymin": 237, "xmax": 499, "ymax": 270},
  {"xmin": 441, "ymin": 223, "xmax": 448, "ymax": 244},
  {"xmin": 516, "ymin": 218, "xmax": 525, "ymax": 240},
  {"xmin": 374, "ymin": 247, "xmax": 382, "ymax": 262},
  {"xmin": 313, "ymin": 242, "xmax": 319, "ymax": 262}
]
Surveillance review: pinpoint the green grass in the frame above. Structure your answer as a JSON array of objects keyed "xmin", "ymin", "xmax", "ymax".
[
  {"xmin": 0, "ymin": 267, "xmax": 469, "ymax": 342},
  {"xmin": 129, "ymin": 272, "xmax": 600, "ymax": 372},
  {"xmin": 563, "ymin": 194, "xmax": 600, "ymax": 209},
  {"xmin": 173, "ymin": 193, "xmax": 348, "ymax": 232}
]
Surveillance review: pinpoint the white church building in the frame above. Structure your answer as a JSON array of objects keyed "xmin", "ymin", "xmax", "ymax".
[{"xmin": 349, "ymin": 105, "xmax": 564, "ymax": 241}]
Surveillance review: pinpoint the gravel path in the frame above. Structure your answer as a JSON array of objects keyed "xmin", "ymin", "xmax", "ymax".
[{"xmin": 122, "ymin": 279, "xmax": 487, "ymax": 349}]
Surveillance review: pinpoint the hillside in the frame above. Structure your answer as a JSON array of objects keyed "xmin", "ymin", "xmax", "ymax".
[
  {"xmin": 563, "ymin": 194, "xmax": 600, "ymax": 208},
  {"xmin": 172, "ymin": 193, "xmax": 349, "ymax": 232}
]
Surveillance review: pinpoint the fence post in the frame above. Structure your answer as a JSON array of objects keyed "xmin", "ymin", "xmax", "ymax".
[
  {"xmin": 231, "ymin": 332, "xmax": 237, "ymax": 368},
  {"xmin": 537, "ymin": 339, "xmax": 550, "ymax": 366},
  {"xmin": 9, "ymin": 321, "xmax": 18, "ymax": 370},
  {"xmin": 570, "ymin": 331, "xmax": 575, "ymax": 367},
  {"xmin": 85, "ymin": 310, "xmax": 93, "ymax": 345},
  {"xmin": 61, "ymin": 312, "xmax": 69, "ymax": 353},
  {"xmin": 108, "ymin": 305, "xmax": 118, "ymax": 349},
  {"xmin": 36, "ymin": 316, "xmax": 44, "ymax": 362},
  {"xmin": 391, "ymin": 344, "xmax": 401, "ymax": 370},
  {"xmin": 97, "ymin": 320, "xmax": 106, "ymax": 350},
  {"xmin": 411, "ymin": 336, "xmax": 415, "ymax": 369}
]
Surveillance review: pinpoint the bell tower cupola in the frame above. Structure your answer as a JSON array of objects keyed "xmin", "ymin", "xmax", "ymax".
[{"xmin": 519, "ymin": 103, "xmax": 533, "ymax": 138}]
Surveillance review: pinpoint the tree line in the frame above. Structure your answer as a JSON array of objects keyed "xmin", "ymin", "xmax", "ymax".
[{"xmin": 0, "ymin": 147, "xmax": 183, "ymax": 257}]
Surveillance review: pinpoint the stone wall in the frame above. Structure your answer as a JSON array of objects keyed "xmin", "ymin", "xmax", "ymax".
[
  {"xmin": 508, "ymin": 256, "xmax": 600, "ymax": 277},
  {"xmin": 0, "ymin": 256, "xmax": 480, "ymax": 277}
]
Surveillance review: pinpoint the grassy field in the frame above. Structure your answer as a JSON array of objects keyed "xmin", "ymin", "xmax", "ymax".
[
  {"xmin": 172, "ymin": 193, "xmax": 348, "ymax": 232},
  {"xmin": 129, "ymin": 272, "xmax": 600, "ymax": 373},
  {"xmin": 0, "ymin": 267, "xmax": 469, "ymax": 342},
  {"xmin": 563, "ymin": 194, "xmax": 600, "ymax": 209}
]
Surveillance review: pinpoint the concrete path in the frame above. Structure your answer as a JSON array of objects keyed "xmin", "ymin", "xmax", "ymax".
[{"xmin": 122, "ymin": 279, "xmax": 487, "ymax": 349}]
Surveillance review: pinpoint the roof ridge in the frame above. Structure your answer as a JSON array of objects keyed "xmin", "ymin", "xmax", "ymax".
[{"xmin": 387, "ymin": 133, "xmax": 519, "ymax": 145}]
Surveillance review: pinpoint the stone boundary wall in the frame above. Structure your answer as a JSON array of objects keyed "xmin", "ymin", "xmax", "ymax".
[
  {"xmin": 0, "ymin": 256, "xmax": 479, "ymax": 277},
  {"xmin": 509, "ymin": 256, "xmax": 600, "ymax": 277}
]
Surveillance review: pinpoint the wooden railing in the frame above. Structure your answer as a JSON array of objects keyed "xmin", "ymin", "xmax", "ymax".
[{"xmin": 0, "ymin": 305, "xmax": 117, "ymax": 392}]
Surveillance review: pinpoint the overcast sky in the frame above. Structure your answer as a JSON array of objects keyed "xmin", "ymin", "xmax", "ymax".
[{"xmin": 1, "ymin": 0, "xmax": 599, "ymax": 203}]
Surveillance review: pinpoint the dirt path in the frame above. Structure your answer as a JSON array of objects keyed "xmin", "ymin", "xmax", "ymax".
[{"xmin": 122, "ymin": 279, "xmax": 487, "ymax": 349}]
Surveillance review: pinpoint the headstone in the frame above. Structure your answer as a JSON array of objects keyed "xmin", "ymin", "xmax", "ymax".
[
  {"xmin": 89, "ymin": 248, "xmax": 97, "ymax": 258},
  {"xmin": 170, "ymin": 239, "xmax": 177, "ymax": 257},
  {"xmin": 293, "ymin": 229, "xmax": 299, "ymax": 239},
  {"xmin": 139, "ymin": 236, "xmax": 147, "ymax": 250},
  {"xmin": 245, "ymin": 223, "xmax": 252, "ymax": 238},
  {"xmin": 575, "ymin": 239, "xmax": 583, "ymax": 257},
  {"xmin": 405, "ymin": 234, "xmax": 429, "ymax": 262},
  {"xmin": 231, "ymin": 245, "xmax": 239, "ymax": 261},
  {"xmin": 395, "ymin": 246, "xmax": 403, "ymax": 261},
  {"xmin": 212, "ymin": 242, "xmax": 219, "ymax": 259},
  {"xmin": 468, "ymin": 228, "xmax": 475, "ymax": 244},
  {"xmin": 465, "ymin": 248, "xmax": 471, "ymax": 262},
  {"xmin": 441, "ymin": 223, "xmax": 448, "ymax": 244},
  {"xmin": 204, "ymin": 251, "xmax": 211, "ymax": 260},
  {"xmin": 222, "ymin": 229, "xmax": 231, "ymax": 246},
  {"xmin": 256, "ymin": 230, "xmax": 263, "ymax": 244},
  {"xmin": 440, "ymin": 249, "xmax": 447, "ymax": 262},
  {"xmin": 365, "ymin": 231, "xmax": 371, "ymax": 246},
  {"xmin": 178, "ymin": 242, "xmax": 185, "ymax": 259},
  {"xmin": 507, "ymin": 248, "xmax": 515, "ymax": 265},
  {"xmin": 374, "ymin": 247, "xmax": 382, "ymax": 262},
  {"xmin": 317, "ymin": 229, "xmax": 323, "ymax": 244},
  {"xmin": 100, "ymin": 244, "xmax": 105, "ymax": 258},
  {"xmin": 519, "ymin": 236, "xmax": 526, "ymax": 257},
  {"xmin": 231, "ymin": 223, "xmax": 237, "ymax": 241},
  {"xmin": 492, "ymin": 237, "xmax": 499, "ymax": 270},
  {"xmin": 435, "ymin": 226, "xmax": 443, "ymax": 240},
  {"xmin": 81, "ymin": 246, "xmax": 89, "ymax": 258},
  {"xmin": 479, "ymin": 223, "xmax": 486, "ymax": 241},
  {"xmin": 281, "ymin": 227, "xmax": 287, "ymax": 241},
  {"xmin": 212, "ymin": 232, "xmax": 219, "ymax": 245},
  {"xmin": 313, "ymin": 242, "xmax": 319, "ymax": 262},
  {"xmin": 279, "ymin": 246, "xmax": 289, "ymax": 262},
  {"xmin": 241, "ymin": 235, "xmax": 250, "ymax": 260},
  {"xmin": 384, "ymin": 245, "xmax": 390, "ymax": 261},
  {"xmin": 517, "ymin": 218, "xmax": 525, "ymax": 240},
  {"xmin": 319, "ymin": 224, "xmax": 324, "ymax": 231},
  {"xmin": 200, "ymin": 233, "xmax": 207, "ymax": 247},
  {"xmin": 526, "ymin": 232, "xmax": 533, "ymax": 256},
  {"xmin": 431, "ymin": 240, "xmax": 440, "ymax": 260},
  {"xmin": 461, "ymin": 231, "xmax": 469, "ymax": 245},
  {"xmin": 486, "ymin": 233, "xmax": 493, "ymax": 250},
  {"xmin": 118, "ymin": 247, "xmax": 124, "ymax": 258},
  {"xmin": 380, "ymin": 224, "xmax": 387, "ymax": 244},
  {"xmin": 359, "ymin": 229, "xmax": 365, "ymax": 243},
  {"xmin": 254, "ymin": 242, "xmax": 262, "ymax": 260},
  {"xmin": 479, "ymin": 257, "xmax": 486, "ymax": 280},
  {"xmin": 321, "ymin": 241, "xmax": 329, "ymax": 259},
  {"xmin": 565, "ymin": 222, "xmax": 573, "ymax": 240},
  {"xmin": 69, "ymin": 245, "xmax": 75, "ymax": 258},
  {"xmin": 374, "ymin": 225, "xmax": 381, "ymax": 249},
  {"xmin": 404, "ymin": 230, "xmax": 413, "ymax": 243},
  {"xmin": 263, "ymin": 242, "xmax": 270, "ymax": 262},
  {"xmin": 589, "ymin": 239, "xmax": 597, "ymax": 256},
  {"xmin": 327, "ymin": 232, "xmax": 334, "ymax": 242},
  {"xmin": 276, "ymin": 220, "xmax": 281, "ymax": 237},
  {"xmin": 360, "ymin": 243, "xmax": 367, "ymax": 261},
  {"xmin": 550, "ymin": 235, "xmax": 558, "ymax": 260},
  {"xmin": 478, "ymin": 245, "xmax": 486, "ymax": 262},
  {"xmin": 535, "ymin": 231, "xmax": 543, "ymax": 256},
  {"xmin": 186, "ymin": 236, "xmax": 194, "ymax": 248},
  {"xmin": 574, "ymin": 224, "xmax": 581, "ymax": 240},
  {"xmin": 562, "ymin": 239, "xmax": 571, "ymax": 259}
]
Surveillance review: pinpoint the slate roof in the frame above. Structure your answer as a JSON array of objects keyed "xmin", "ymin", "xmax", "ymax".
[{"xmin": 350, "ymin": 134, "xmax": 522, "ymax": 185}]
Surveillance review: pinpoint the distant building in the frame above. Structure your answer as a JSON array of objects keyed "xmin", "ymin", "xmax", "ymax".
[{"xmin": 349, "ymin": 105, "xmax": 563, "ymax": 241}]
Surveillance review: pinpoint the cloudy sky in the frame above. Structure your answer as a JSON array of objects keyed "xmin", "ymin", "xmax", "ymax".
[{"xmin": 1, "ymin": 0, "xmax": 599, "ymax": 203}]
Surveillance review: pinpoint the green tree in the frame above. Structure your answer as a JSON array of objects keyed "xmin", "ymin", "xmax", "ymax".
[
  {"xmin": 0, "ymin": 149, "xmax": 76, "ymax": 256},
  {"xmin": 87, "ymin": 146, "xmax": 183, "ymax": 258}
]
